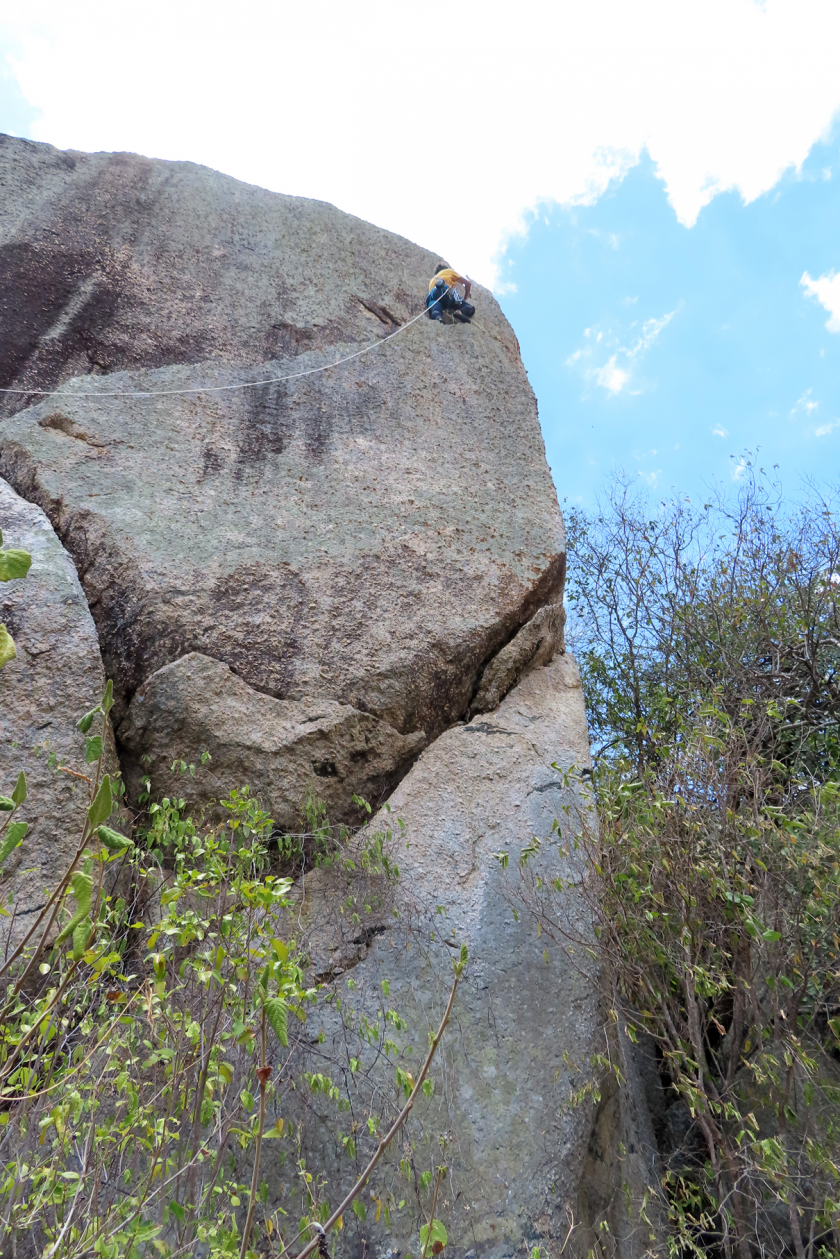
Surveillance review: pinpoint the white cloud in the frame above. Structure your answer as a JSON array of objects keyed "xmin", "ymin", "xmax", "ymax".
[
  {"xmin": 801, "ymin": 270, "xmax": 840, "ymax": 331},
  {"xmin": 731, "ymin": 456, "xmax": 749, "ymax": 481},
  {"xmin": 815, "ymin": 419, "xmax": 840, "ymax": 436},
  {"xmin": 712, "ymin": 425, "xmax": 728, "ymax": 437},
  {"xmin": 790, "ymin": 387, "xmax": 819, "ymax": 417},
  {"xmin": 2, "ymin": 0, "xmax": 840, "ymax": 287},
  {"xmin": 634, "ymin": 313, "xmax": 675, "ymax": 355},
  {"xmin": 595, "ymin": 357, "xmax": 631, "ymax": 394},
  {"xmin": 570, "ymin": 309, "xmax": 675, "ymax": 395}
]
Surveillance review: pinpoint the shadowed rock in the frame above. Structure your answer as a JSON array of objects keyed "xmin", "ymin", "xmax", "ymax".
[
  {"xmin": 0, "ymin": 476, "xmax": 119, "ymax": 944},
  {"xmin": 472, "ymin": 599, "xmax": 566, "ymax": 714}
]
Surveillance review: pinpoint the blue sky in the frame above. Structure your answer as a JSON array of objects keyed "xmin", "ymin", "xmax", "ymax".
[
  {"xmin": 3, "ymin": 2, "xmax": 840, "ymax": 508},
  {"xmin": 499, "ymin": 137, "xmax": 840, "ymax": 506}
]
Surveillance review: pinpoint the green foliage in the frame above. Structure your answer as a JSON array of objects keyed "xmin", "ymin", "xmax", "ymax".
[
  {"xmin": 0, "ymin": 547, "xmax": 31, "ymax": 582},
  {"xmin": 264, "ymin": 996, "xmax": 289, "ymax": 1047},
  {"xmin": 96, "ymin": 824, "xmax": 132, "ymax": 852},
  {"xmin": 0, "ymin": 624, "xmax": 16, "ymax": 669},
  {"xmin": 420, "ymin": 1218, "xmax": 447, "ymax": 1253},
  {"xmin": 0, "ymin": 822, "xmax": 27, "ymax": 867},
  {"xmin": 0, "ymin": 676, "xmax": 452, "ymax": 1259},
  {"xmin": 566, "ymin": 465, "xmax": 840, "ymax": 782},
  {"xmin": 521, "ymin": 467, "xmax": 840, "ymax": 1256},
  {"xmin": 0, "ymin": 529, "xmax": 31, "ymax": 669}
]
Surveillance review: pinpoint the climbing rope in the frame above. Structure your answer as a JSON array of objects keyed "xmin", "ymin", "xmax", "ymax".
[{"xmin": 0, "ymin": 292, "xmax": 449, "ymax": 401}]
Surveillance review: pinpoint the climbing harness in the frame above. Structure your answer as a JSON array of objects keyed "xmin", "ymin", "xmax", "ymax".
[{"xmin": 0, "ymin": 291, "xmax": 451, "ymax": 402}]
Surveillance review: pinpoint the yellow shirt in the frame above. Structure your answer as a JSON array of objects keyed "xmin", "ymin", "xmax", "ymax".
[{"xmin": 429, "ymin": 269, "xmax": 463, "ymax": 291}]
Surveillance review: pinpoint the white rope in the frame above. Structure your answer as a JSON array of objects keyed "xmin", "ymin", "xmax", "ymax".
[{"xmin": 0, "ymin": 292, "xmax": 449, "ymax": 401}]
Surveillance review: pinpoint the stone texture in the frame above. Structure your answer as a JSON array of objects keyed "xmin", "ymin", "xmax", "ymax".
[
  {"xmin": 0, "ymin": 135, "xmax": 565, "ymax": 816},
  {"xmin": 117, "ymin": 651, "xmax": 426, "ymax": 829},
  {"xmin": 284, "ymin": 655, "xmax": 605, "ymax": 1255},
  {"xmin": 471, "ymin": 600, "xmax": 565, "ymax": 714},
  {"xmin": 0, "ymin": 476, "xmax": 118, "ymax": 945}
]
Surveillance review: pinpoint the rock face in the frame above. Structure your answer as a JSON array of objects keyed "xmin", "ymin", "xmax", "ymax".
[
  {"xmin": 287, "ymin": 656, "xmax": 653, "ymax": 1254},
  {"xmin": 0, "ymin": 476, "xmax": 117, "ymax": 943},
  {"xmin": 0, "ymin": 134, "xmax": 564, "ymax": 815},
  {"xmin": 0, "ymin": 137, "xmax": 628, "ymax": 1254},
  {"xmin": 117, "ymin": 651, "xmax": 426, "ymax": 829}
]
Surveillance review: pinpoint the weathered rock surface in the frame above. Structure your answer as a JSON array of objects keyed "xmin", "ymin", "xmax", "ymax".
[
  {"xmin": 0, "ymin": 476, "xmax": 118, "ymax": 943},
  {"xmin": 117, "ymin": 651, "xmax": 426, "ymax": 828},
  {"xmin": 0, "ymin": 134, "xmax": 565, "ymax": 816},
  {"xmin": 471, "ymin": 599, "xmax": 565, "ymax": 714},
  {"xmin": 283, "ymin": 656, "xmax": 634, "ymax": 1254}
]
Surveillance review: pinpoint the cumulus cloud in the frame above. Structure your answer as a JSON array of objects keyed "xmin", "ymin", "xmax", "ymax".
[
  {"xmin": 801, "ymin": 270, "xmax": 840, "ymax": 331},
  {"xmin": 3, "ymin": 0, "xmax": 840, "ymax": 286},
  {"xmin": 713, "ymin": 425, "xmax": 728, "ymax": 437}
]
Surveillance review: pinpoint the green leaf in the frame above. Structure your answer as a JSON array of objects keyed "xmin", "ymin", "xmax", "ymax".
[
  {"xmin": 420, "ymin": 1219, "xmax": 447, "ymax": 1252},
  {"xmin": 76, "ymin": 709, "xmax": 98, "ymax": 734},
  {"xmin": 0, "ymin": 796, "xmax": 14, "ymax": 812},
  {"xmin": 352, "ymin": 1199, "xmax": 366, "ymax": 1222},
  {"xmin": 87, "ymin": 775, "xmax": 112, "ymax": 829},
  {"xmin": 762, "ymin": 929, "xmax": 782, "ymax": 942},
  {"xmin": 265, "ymin": 997, "xmax": 289, "ymax": 1047},
  {"xmin": 0, "ymin": 548, "xmax": 32, "ymax": 582},
  {"xmin": 454, "ymin": 942, "xmax": 468, "ymax": 976},
  {"xmin": 85, "ymin": 735, "xmax": 103, "ymax": 764},
  {"xmin": 0, "ymin": 821, "xmax": 27, "ymax": 866},
  {"xmin": 55, "ymin": 872, "xmax": 94, "ymax": 946},
  {"xmin": 101, "ymin": 679, "xmax": 114, "ymax": 714},
  {"xmin": 72, "ymin": 918, "xmax": 93, "ymax": 960},
  {"xmin": 168, "ymin": 1200, "xmax": 186, "ymax": 1224},
  {"xmin": 11, "ymin": 771, "xmax": 26, "ymax": 806},
  {"xmin": 96, "ymin": 825, "xmax": 132, "ymax": 852},
  {"xmin": 0, "ymin": 625, "xmax": 16, "ymax": 669}
]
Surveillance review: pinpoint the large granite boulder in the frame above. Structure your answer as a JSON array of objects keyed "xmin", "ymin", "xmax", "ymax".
[
  {"xmin": 0, "ymin": 476, "xmax": 118, "ymax": 944},
  {"xmin": 0, "ymin": 135, "xmax": 564, "ymax": 816}
]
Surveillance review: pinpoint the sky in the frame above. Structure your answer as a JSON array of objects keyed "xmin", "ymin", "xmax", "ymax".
[{"xmin": 2, "ymin": 0, "xmax": 840, "ymax": 505}]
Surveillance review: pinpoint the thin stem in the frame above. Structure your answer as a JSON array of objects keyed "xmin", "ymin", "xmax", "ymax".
[
  {"xmin": 420, "ymin": 1165, "xmax": 445, "ymax": 1259},
  {"xmin": 292, "ymin": 964, "xmax": 463, "ymax": 1259},
  {"xmin": 240, "ymin": 1005, "xmax": 269, "ymax": 1259}
]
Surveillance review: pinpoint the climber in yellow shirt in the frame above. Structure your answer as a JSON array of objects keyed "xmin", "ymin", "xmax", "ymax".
[{"xmin": 426, "ymin": 263, "xmax": 475, "ymax": 325}]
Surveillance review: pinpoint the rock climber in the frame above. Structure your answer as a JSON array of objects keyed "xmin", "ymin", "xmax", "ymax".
[{"xmin": 426, "ymin": 263, "xmax": 475, "ymax": 324}]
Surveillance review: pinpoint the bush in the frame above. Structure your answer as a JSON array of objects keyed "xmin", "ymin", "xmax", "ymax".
[
  {"xmin": 504, "ymin": 465, "xmax": 840, "ymax": 1258},
  {"xmin": 0, "ymin": 686, "xmax": 463, "ymax": 1259}
]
